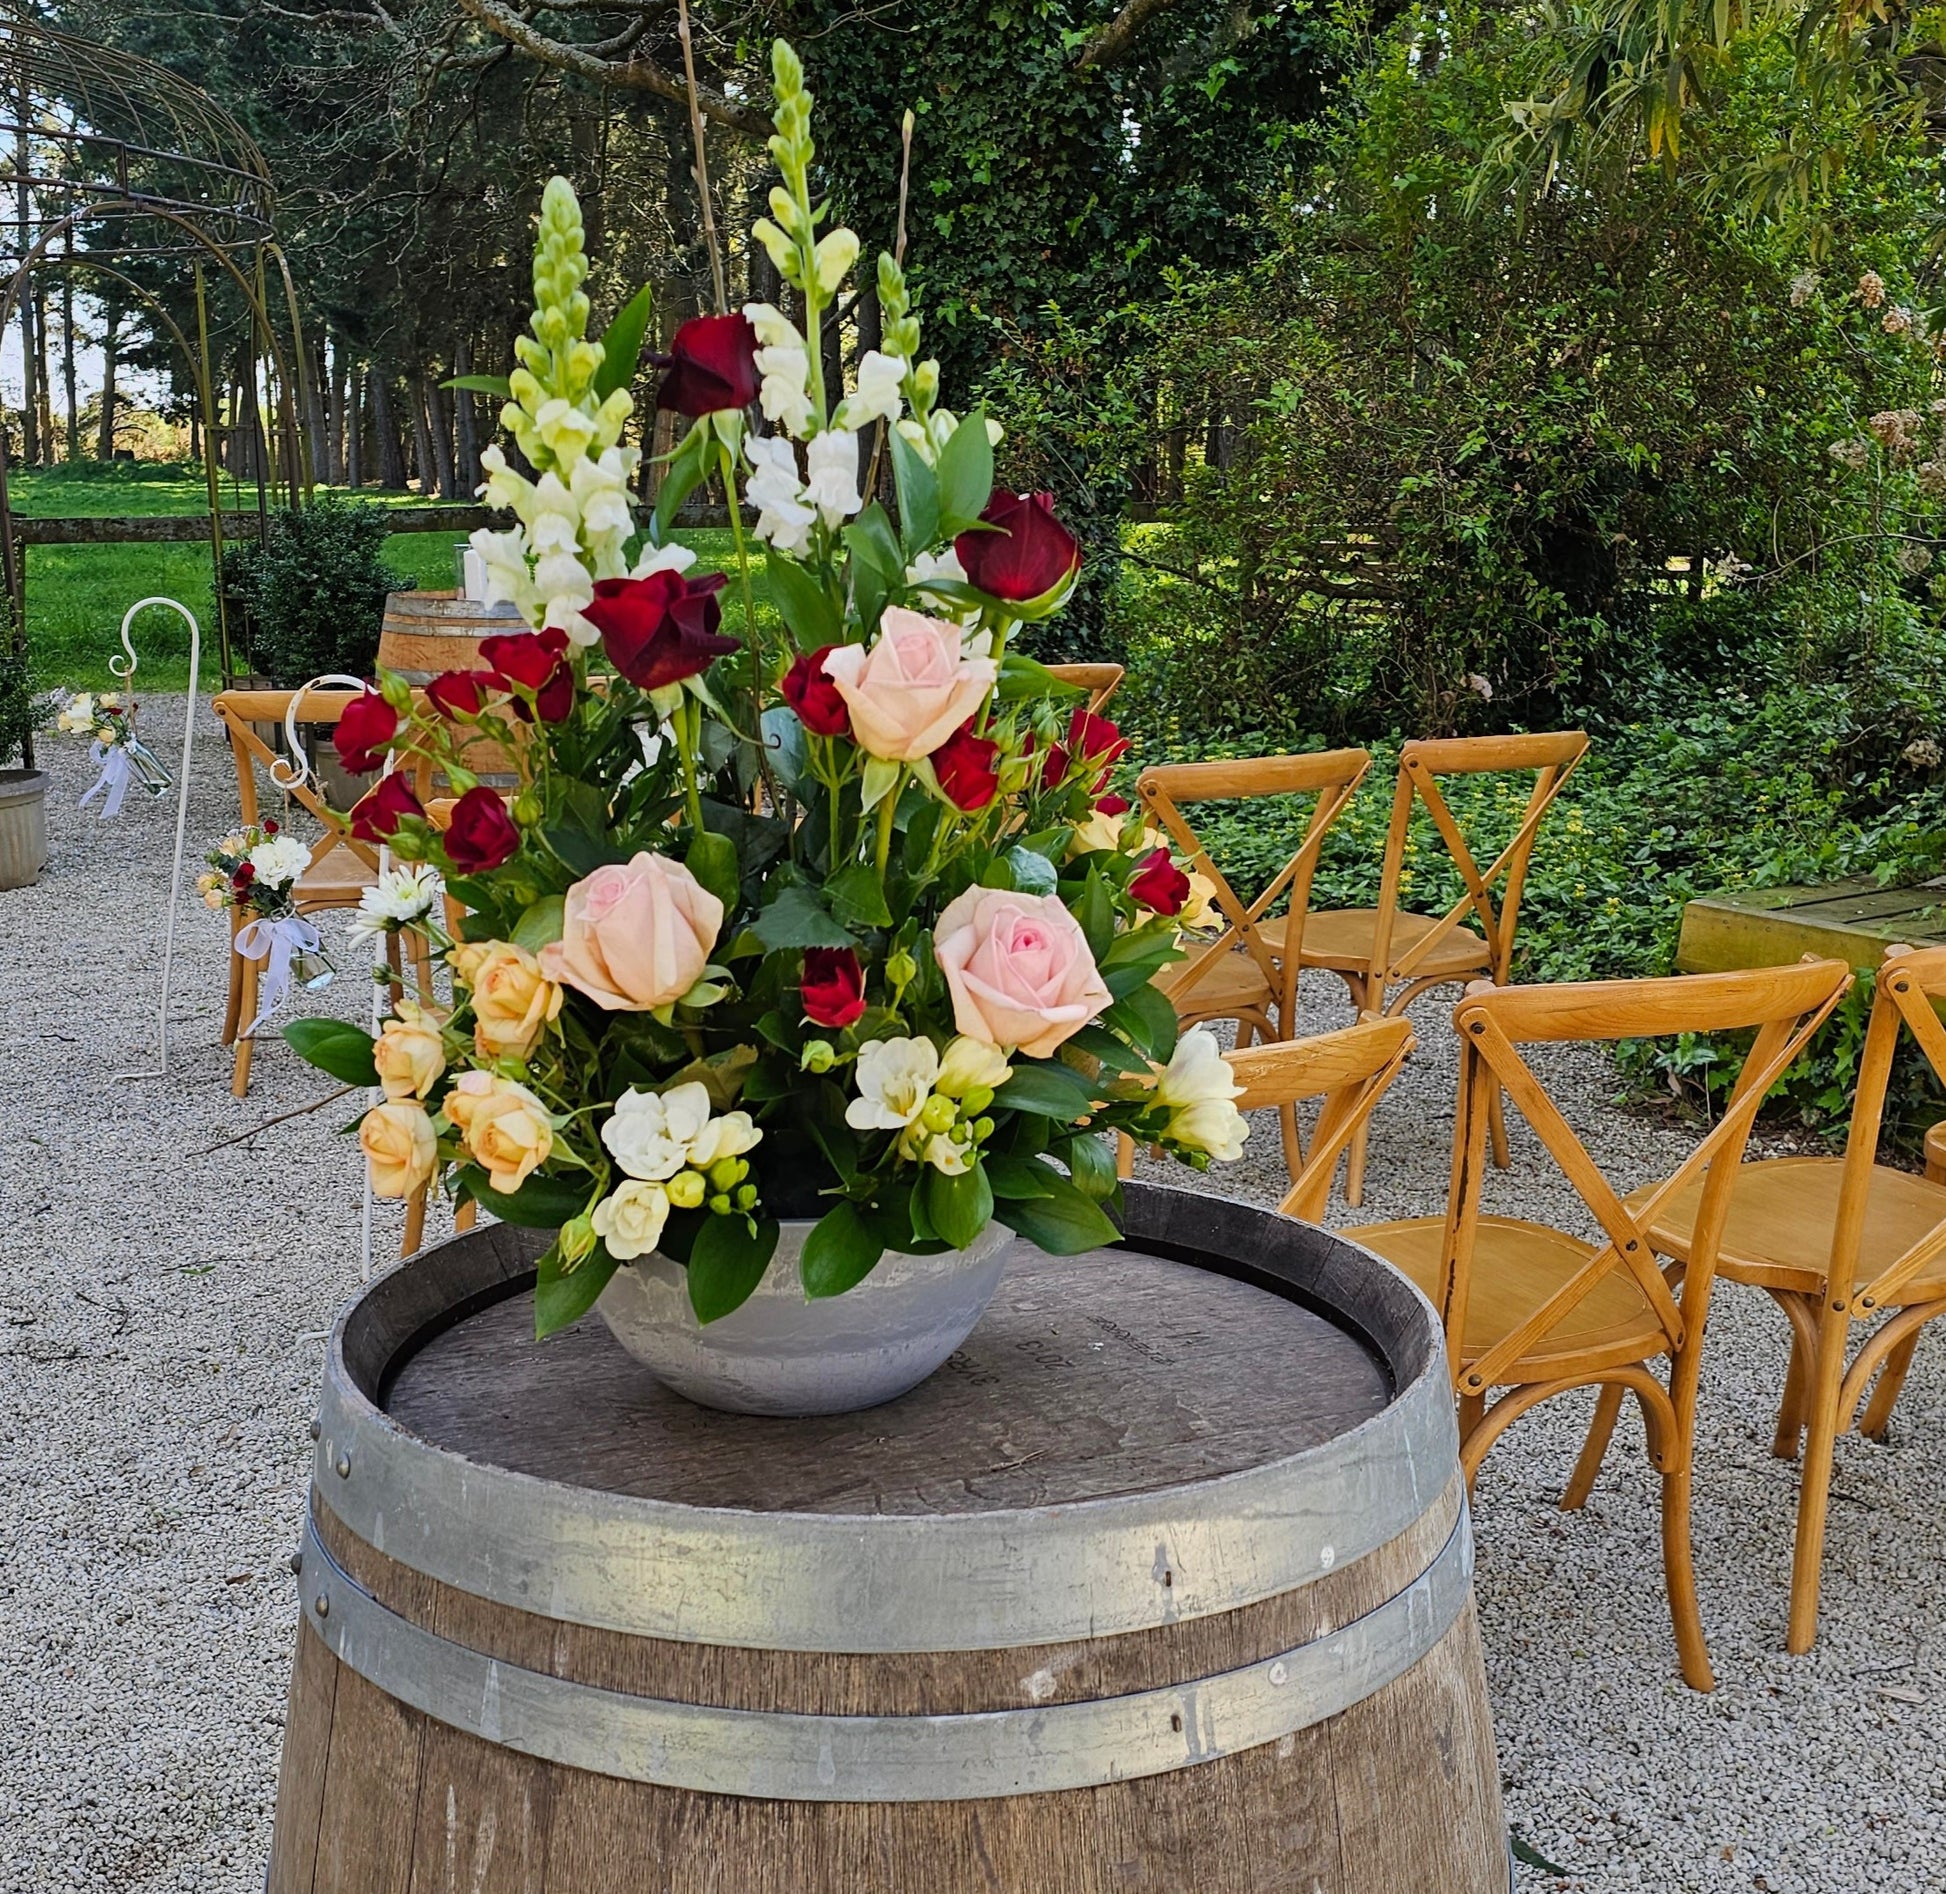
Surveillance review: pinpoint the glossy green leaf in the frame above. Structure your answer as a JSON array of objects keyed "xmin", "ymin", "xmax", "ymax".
[
  {"xmin": 1073, "ymin": 870, "xmax": 1116, "ymax": 961},
  {"xmin": 889, "ymin": 424, "xmax": 941, "ymax": 555},
  {"xmin": 752, "ymin": 883, "xmax": 853, "ymax": 950},
  {"xmin": 440, "ymin": 373, "xmax": 512, "ymax": 399},
  {"xmin": 594, "ymin": 282, "xmax": 656, "ymax": 400},
  {"xmin": 687, "ymin": 827, "xmax": 741, "ymax": 910},
  {"xmin": 766, "ymin": 547, "xmax": 843, "ymax": 647},
  {"xmin": 283, "ymin": 1018, "xmax": 377, "ymax": 1087},
  {"xmin": 687, "ymin": 1215, "xmax": 780, "ymax": 1323},
  {"xmin": 458, "ymin": 1165, "xmax": 594, "ymax": 1230},
  {"xmin": 1062, "ymin": 1131, "xmax": 1119, "ymax": 1200},
  {"xmin": 984, "ymin": 1153, "xmax": 1062, "ymax": 1200},
  {"xmin": 511, "ymin": 894, "xmax": 565, "ymax": 954},
  {"xmin": 995, "ymin": 1173, "xmax": 1121, "ymax": 1254},
  {"xmin": 995, "ymin": 1060, "xmax": 1098, "ymax": 1121},
  {"xmin": 534, "ymin": 1244, "xmax": 619, "ymax": 1339},
  {"xmin": 924, "ymin": 1162, "xmax": 995, "ymax": 1250},
  {"xmin": 827, "ymin": 859, "xmax": 893, "ymax": 929},
  {"xmin": 1103, "ymin": 981, "xmax": 1179, "ymax": 1061},
  {"xmin": 935, "ymin": 408, "xmax": 996, "ymax": 534},
  {"xmin": 651, "ymin": 421, "xmax": 713, "ymax": 545},
  {"xmin": 800, "ymin": 1200, "xmax": 885, "ymax": 1298}
]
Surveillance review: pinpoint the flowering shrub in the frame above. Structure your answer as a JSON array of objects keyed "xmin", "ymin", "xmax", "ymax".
[{"xmin": 289, "ymin": 42, "xmax": 1247, "ymax": 1338}]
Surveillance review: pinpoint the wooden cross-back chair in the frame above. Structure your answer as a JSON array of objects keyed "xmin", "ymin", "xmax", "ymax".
[
  {"xmin": 1224, "ymin": 1014, "xmax": 1415, "ymax": 1220},
  {"xmin": 1044, "ymin": 662, "xmax": 1124, "ymax": 714},
  {"xmin": 1610, "ymin": 942, "xmax": 1946, "ymax": 1654},
  {"xmin": 212, "ymin": 688, "xmax": 426, "ymax": 1098},
  {"xmin": 1295, "ymin": 730, "xmax": 1589, "ymax": 1204},
  {"xmin": 1346, "ymin": 959, "xmax": 1852, "ymax": 1691}
]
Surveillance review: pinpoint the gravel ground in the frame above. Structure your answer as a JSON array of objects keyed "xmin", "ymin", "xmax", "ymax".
[{"xmin": 2, "ymin": 696, "xmax": 1942, "ymax": 1893}]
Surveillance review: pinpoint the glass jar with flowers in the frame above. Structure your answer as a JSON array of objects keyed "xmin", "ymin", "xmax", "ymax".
[{"xmin": 287, "ymin": 41, "xmax": 1250, "ymax": 1415}]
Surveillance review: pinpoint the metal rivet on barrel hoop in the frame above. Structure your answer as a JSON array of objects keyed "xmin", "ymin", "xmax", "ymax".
[
  {"xmin": 309, "ymin": 1419, "xmax": 321, "ymax": 1442},
  {"xmin": 314, "ymin": 1593, "xmax": 329, "ymax": 1620},
  {"xmin": 288, "ymin": 1551, "xmax": 303, "ymax": 1577},
  {"xmin": 335, "ymin": 1454, "xmax": 351, "ymax": 1479}
]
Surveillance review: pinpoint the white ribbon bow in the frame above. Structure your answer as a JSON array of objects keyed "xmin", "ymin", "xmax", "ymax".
[
  {"xmin": 235, "ymin": 914, "xmax": 324, "ymax": 1040},
  {"xmin": 78, "ymin": 742, "xmax": 135, "ymax": 821}
]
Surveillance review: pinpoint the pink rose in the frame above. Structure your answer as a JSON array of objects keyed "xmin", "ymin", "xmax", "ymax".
[
  {"xmin": 932, "ymin": 886, "xmax": 1112, "ymax": 1059},
  {"xmin": 540, "ymin": 852, "xmax": 723, "ymax": 1011},
  {"xmin": 819, "ymin": 608, "xmax": 998, "ymax": 762}
]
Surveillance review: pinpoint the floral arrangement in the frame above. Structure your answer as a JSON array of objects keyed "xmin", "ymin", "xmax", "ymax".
[
  {"xmin": 200, "ymin": 820, "xmax": 309, "ymax": 921},
  {"xmin": 289, "ymin": 41, "xmax": 1248, "ymax": 1338},
  {"xmin": 56, "ymin": 688, "xmax": 171, "ymax": 817}
]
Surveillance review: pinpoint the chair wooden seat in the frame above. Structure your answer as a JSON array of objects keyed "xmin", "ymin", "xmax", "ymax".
[
  {"xmin": 1270, "ymin": 908, "xmax": 1491, "ymax": 980},
  {"xmin": 292, "ymin": 847, "xmax": 380, "ymax": 908},
  {"xmin": 1625, "ymin": 1156, "xmax": 1946, "ymax": 1300},
  {"xmin": 1351, "ymin": 1216, "xmax": 1670, "ymax": 1376},
  {"xmin": 1169, "ymin": 947, "xmax": 1276, "ymax": 1020}
]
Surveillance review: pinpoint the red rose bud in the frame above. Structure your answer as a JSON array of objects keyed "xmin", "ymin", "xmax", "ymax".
[
  {"xmin": 1067, "ymin": 707, "xmax": 1128, "ymax": 769},
  {"xmin": 1130, "ymin": 847, "xmax": 1191, "ymax": 918},
  {"xmin": 1096, "ymin": 793, "xmax": 1131, "ymax": 816},
  {"xmin": 480, "ymin": 628, "xmax": 573, "ymax": 723},
  {"xmin": 1038, "ymin": 741, "xmax": 1071, "ymax": 790},
  {"xmin": 584, "ymin": 572, "xmax": 738, "ymax": 692},
  {"xmin": 656, "ymin": 314, "xmax": 761, "ymax": 418},
  {"xmin": 334, "ymin": 688, "xmax": 398, "ymax": 774},
  {"xmin": 800, "ymin": 946, "xmax": 867, "ymax": 1029},
  {"xmin": 348, "ymin": 771, "xmax": 425, "ymax": 842},
  {"xmin": 929, "ymin": 721, "xmax": 1002, "ymax": 812},
  {"xmin": 425, "ymin": 669, "xmax": 491, "ymax": 719},
  {"xmin": 442, "ymin": 786, "xmax": 521, "ymax": 873},
  {"xmin": 954, "ymin": 490, "xmax": 1081, "ymax": 604},
  {"xmin": 233, "ymin": 861, "xmax": 256, "ymax": 884},
  {"xmin": 262, "ymin": 818, "xmax": 278, "ymax": 834},
  {"xmin": 780, "ymin": 646, "xmax": 851, "ymax": 737}
]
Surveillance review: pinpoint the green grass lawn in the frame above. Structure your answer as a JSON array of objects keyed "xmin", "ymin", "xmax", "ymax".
[{"xmin": 13, "ymin": 461, "xmax": 764, "ymax": 690}]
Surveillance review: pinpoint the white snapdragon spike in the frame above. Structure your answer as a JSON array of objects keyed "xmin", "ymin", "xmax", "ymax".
[
  {"xmin": 602, "ymin": 1081, "xmax": 714, "ymax": 1181},
  {"xmin": 524, "ymin": 474, "xmax": 583, "ymax": 554},
  {"xmin": 592, "ymin": 1180, "xmax": 672, "ymax": 1260},
  {"xmin": 1153, "ymin": 1027, "xmax": 1250, "ymax": 1161},
  {"xmin": 804, "ymin": 428, "xmax": 864, "ymax": 525},
  {"xmin": 935, "ymin": 1035, "xmax": 1011, "ymax": 1098},
  {"xmin": 248, "ymin": 833, "xmax": 312, "ymax": 889},
  {"xmin": 348, "ymin": 865, "xmax": 444, "ymax": 944},
  {"xmin": 812, "ymin": 227, "xmax": 861, "ymax": 295},
  {"xmin": 907, "ymin": 546, "xmax": 966, "ymax": 587},
  {"xmin": 743, "ymin": 302, "xmax": 802, "ymax": 350},
  {"xmin": 893, "ymin": 417, "xmax": 937, "ymax": 467},
  {"xmin": 686, "ymin": 1110, "xmax": 763, "ymax": 1169},
  {"xmin": 757, "ymin": 346, "xmax": 813, "ymax": 437},
  {"xmin": 843, "ymin": 350, "xmax": 906, "ymax": 429},
  {"xmin": 630, "ymin": 541, "xmax": 698, "ymax": 581},
  {"xmin": 469, "ymin": 524, "xmax": 543, "ymax": 621},
  {"xmin": 534, "ymin": 395, "xmax": 599, "ymax": 466},
  {"xmin": 845, "ymin": 1036, "xmax": 941, "ymax": 1131},
  {"xmin": 570, "ymin": 448, "xmax": 639, "ymax": 577},
  {"xmin": 745, "ymin": 433, "xmax": 817, "ymax": 557}
]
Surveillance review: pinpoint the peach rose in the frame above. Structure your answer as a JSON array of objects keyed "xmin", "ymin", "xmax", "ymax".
[
  {"xmin": 359, "ymin": 1101, "xmax": 437, "ymax": 1198},
  {"xmin": 932, "ymin": 886, "xmax": 1112, "ymax": 1059},
  {"xmin": 444, "ymin": 1071, "xmax": 553, "ymax": 1193},
  {"xmin": 540, "ymin": 852, "xmax": 723, "ymax": 1011},
  {"xmin": 373, "ymin": 1004, "xmax": 447, "ymax": 1101},
  {"xmin": 819, "ymin": 608, "xmax": 998, "ymax": 761},
  {"xmin": 451, "ymin": 939, "xmax": 563, "ymax": 1060}
]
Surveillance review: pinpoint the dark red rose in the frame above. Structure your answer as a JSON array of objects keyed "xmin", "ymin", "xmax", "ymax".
[
  {"xmin": 443, "ymin": 786, "xmax": 521, "ymax": 873},
  {"xmin": 1129, "ymin": 847, "xmax": 1191, "ymax": 917},
  {"xmin": 800, "ymin": 946, "xmax": 867, "ymax": 1029},
  {"xmin": 233, "ymin": 861, "xmax": 255, "ymax": 885},
  {"xmin": 348, "ymin": 772, "xmax": 425, "ymax": 843},
  {"xmin": 954, "ymin": 491, "xmax": 1081, "ymax": 603},
  {"xmin": 1038, "ymin": 741, "xmax": 1070, "ymax": 790},
  {"xmin": 584, "ymin": 572, "xmax": 738, "ymax": 692},
  {"xmin": 1095, "ymin": 793, "xmax": 1131, "ymax": 817},
  {"xmin": 480, "ymin": 627, "xmax": 573, "ymax": 723},
  {"xmin": 929, "ymin": 721, "xmax": 1002, "ymax": 812},
  {"xmin": 781, "ymin": 645, "xmax": 851, "ymax": 737},
  {"xmin": 262, "ymin": 818, "xmax": 278, "ymax": 834},
  {"xmin": 655, "ymin": 314, "xmax": 761, "ymax": 418},
  {"xmin": 334, "ymin": 688, "xmax": 398, "ymax": 774},
  {"xmin": 1067, "ymin": 707, "xmax": 1128, "ymax": 769},
  {"xmin": 425, "ymin": 669, "xmax": 491, "ymax": 719}
]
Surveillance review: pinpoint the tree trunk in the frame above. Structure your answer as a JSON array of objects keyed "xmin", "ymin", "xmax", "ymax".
[
  {"xmin": 14, "ymin": 107, "xmax": 37, "ymax": 467},
  {"xmin": 421, "ymin": 372, "xmax": 458, "ymax": 499},
  {"xmin": 369, "ymin": 373, "xmax": 407, "ymax": 489},
  {"xmin": 346, "ymin": 363, "xmax": 365, "ymax": 488},
  {"xmin": 452, "ymin": 337, "xmax": 480, "ymax": 492},
  {"xmin": 326, "ymin": 335, "xmax": 346, "ymax": 486},
  {"xmin": 96, "ymin": 300, "xmax": 120, "ymax": 459},
  {"xmin": 59, "ymin": 258, "xmax": 78, "ymax": 464},
  {"xmin": 408, "ymin": 374, "xmax": 436, "ymax": 495},
  {"xmin": 303, "ymin": 328, "xmax": 329, "ymax": 485},
  {"xmin": 33, "ymin": 283, "xmax": 53, "ymax": 465}
]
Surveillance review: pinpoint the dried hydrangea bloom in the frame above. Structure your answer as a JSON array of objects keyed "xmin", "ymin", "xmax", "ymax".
[{"xmin": 1858, "ymin": 270, "xmax": 1887, "ymax": 308}]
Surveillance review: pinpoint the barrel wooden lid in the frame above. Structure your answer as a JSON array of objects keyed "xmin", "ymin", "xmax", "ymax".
[{"xmin": 385, "ymin": 1243, "xmax": 1391, "ymax": 1516}]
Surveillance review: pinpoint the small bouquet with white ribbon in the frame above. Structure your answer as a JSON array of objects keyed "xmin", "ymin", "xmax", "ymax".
[
  {"xmin": 56, "ymin": 690, "xmax": 172, "ymax": 820},
  {"xmin": 200, "ymin": 821, "xmax": 335, "ymax": 1036}
]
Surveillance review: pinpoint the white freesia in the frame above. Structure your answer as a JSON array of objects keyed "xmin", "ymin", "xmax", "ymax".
[
  {"xmin": 935, "ymin": 1036, "xmax": 1011, "ymax": 1098},
  {"xmin": 686, "ymin": 1110, "xmax": 764, "ymax": 1169},
  {"xmin": 746, "ymin": 433, "xmax": 816, "ymax": 557},
  {"xmin": 349, "ymin": 864, "xmax": 444, "ymax": 944},
  {"xmin": 602, "ymin": 1081, "xmax": 714, "ymax": 1181},
  {"xmin": 248, "ymin": 834, "xmax": 312, "ymax": 889},
  {"xmin": 846, "ymin": 1036, "xmax": 941, "ymax": 1131},
  {"xmin": 804, "ymin": 428, "xmax": 863, "ymax": 525},
  {"xmin": 916, "ymin": 1130, "xmax": 970, "ymax": 1175},
  {"xmin": 592, "ymin": 1180, "xmax": 672, "ymax": 1261},
  {"xmin": 1153, "ymin": 1027, "xmax": 1249, "ymax": 1162},
  {"xmin": 56, "ymin": 693, "xmax": 95, "ymax": 735},
  {"xmin": 843, "ymin": 349, "xmax": 906, "ymax": 429}
]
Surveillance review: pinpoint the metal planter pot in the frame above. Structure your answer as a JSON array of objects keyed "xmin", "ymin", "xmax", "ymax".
[{"xmin": 0, "ymin": 768, "xmax": 49, "ymax": 889}]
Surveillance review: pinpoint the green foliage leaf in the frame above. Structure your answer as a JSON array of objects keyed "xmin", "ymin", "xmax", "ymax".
[
  {"xmin": 889, "ymin": 425, "xmax": 941, "ymax": 555},
  {"xmin": 458, "ymin": 1165, "xmax": 594, "ymax": 1230},
  {"xmin": 1060, "ymin": 1131, "xmax": 1118, "ymax": 1201},
  {"xmin": 1065, "ymin": 1023, "xmax": 1152, "ymax": 1076},
  {"xmin": 512, "ymin": 894, "xmax": 565, "ymax": 954},
  {"xmin": 935, "ymin": 408, "xmax": 996, "ymax": 534},
  {"xmin": 998, "ymin": 653, "xmax": 1069, "ymax": 701},
  {"xmin": 440, "ymin": 373, "xmax": 512, "ymax": 399},
  {"xmin": 283, "ymin": 1018, "xmax": 378, "ymax": 1087},
  {"xmin": 1072, "ymin": 870, "xmax": 1116, "ymax": 962},
  {"xmin": 534, "ymin": 1244, "xmax": 619, "ymax": 1340},
  {"xmin": 1103, "ymin": 981, "xmax": 1179, "ymax": 1062},
  {"xmin": 985, "ymin": 1153, "xmax": 1061, "ymax": 1199},
  {"xmin": 827, "ymin": 859, "xmax": 893, "ymax": 929},
  {"xmin": 923, "ymin": 1162, "xmax": 995, "ymax": 1249},
  {"xmin": 800, "ymin": 1199, "xmax": 885, "ymax": 1298},
  {"xmin": 1005, "ymin": 845, "xmax": 1059, "ymax": 896},
  {"xmin": 995, "ymin": 1173, "xmax": 1120, "ymax": 1254},
  {"xmin": 687, "ymin": 1215, "xmax": 780, "ymax": 1323},
  {"xmin": 594, "ymin": 282, "xmax": 656, "ymax": 400},
  {"xmin": 766, "ymin": 548, "xmax": 843, "ymax": 648},
  {"xmin": 651, "ymin": 421, "xmax": 713, "ymax": 545},
  {"xmin": 752, "ymin": 883, "xmax": 853, "ymax": 950},
  {"xmin": 687, "ymin": 827, "xmax": 741, "ymax": 911},
  {"xmin": 995, "ymin": 1060, "xmax": 1098, "ymax": 1120}
]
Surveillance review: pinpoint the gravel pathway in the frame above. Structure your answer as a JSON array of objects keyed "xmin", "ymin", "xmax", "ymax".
[{"xmin": 2, "ymin": 697, "xmax": 1942, "ymax": 1893}]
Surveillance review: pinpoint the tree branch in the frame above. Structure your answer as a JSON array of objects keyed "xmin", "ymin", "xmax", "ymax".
[
  {"xmin": 1073, "ymin": 0, "xmax": 1184, "ymax": 69},
  {"xmin": 452, "ymin": 0, "xmax": 770, "ymax": 135}
]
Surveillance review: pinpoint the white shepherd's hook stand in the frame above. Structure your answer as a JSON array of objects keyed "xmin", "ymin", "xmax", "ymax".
[{"xmin": 113, "ymin": 598, "xmax": 201, "ymax": 1083}]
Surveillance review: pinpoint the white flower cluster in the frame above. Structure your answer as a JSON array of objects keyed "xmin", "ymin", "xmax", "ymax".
[
  {"xmin": 844, "ymin": 1035, "xmax": 1011, "ymax": 1174},
  {"xmin": 248, "ymin": 833, "xmax": 312, "ymax": 890},
  {"xmin": 1151, "ymin": 1028, "xmax": 1249, "ymax": 1162},
  {"xmin": 349, "ymin": 864, "xmax": 445, "ymax": 944},
  {"xmin": 594, "ymin": 1082, "xmax": 765, "ymax": 1260}
]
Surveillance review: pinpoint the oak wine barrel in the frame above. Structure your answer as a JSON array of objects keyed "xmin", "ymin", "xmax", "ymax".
[
  {"xmin": 269, "ymin": 1184, "xmax": 1508, "ymax": 1893},
  {"xmin": 377, "ymin": 589, "xmax": 524, "ymax": 681}
]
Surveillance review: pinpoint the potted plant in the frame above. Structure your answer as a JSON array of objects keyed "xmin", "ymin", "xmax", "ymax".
[
  {"xmin": 287, "ymin": 43, "xmax": 1250, "ymax": 1416},
  {"xmin": 0, "ymin": 639, "xmax": 48, "ymax": 890}
]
